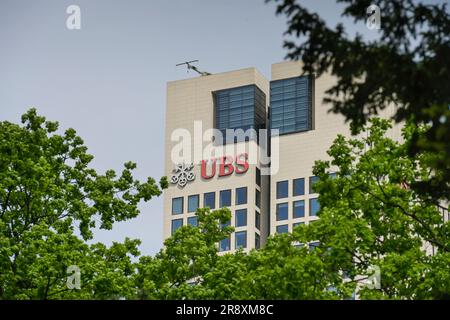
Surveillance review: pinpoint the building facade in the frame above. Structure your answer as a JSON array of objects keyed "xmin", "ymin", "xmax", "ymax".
[{"xmin": 163, "ymin": 61, "xmax": 400, "ymax": 252}]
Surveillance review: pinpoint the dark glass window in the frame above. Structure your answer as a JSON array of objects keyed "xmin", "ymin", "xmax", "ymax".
[
  {"xmin": 188, "ymin": 195, "xmax": 199, "ymax": 213},
  {"xmin": 293, "ymin": 178, "xmax": 305, "ymax": 196},
  {"xmin": 293, "ymin": 200, "xmax": 305, "ymax": 218},
  {"xmin": 187, "ymin": 216, "xmax": 198, "ymax": 227},
  {"xmin": 236, "ymin": 187, "xmax": 247, "ymax": 205},
  {"xmin": 214, "ymin": 85, "xmax": 266, "ymax": 144},
  {"xmin": 255, "ymin": 211, "xmax": 261, "ymax": 230},
  {"xmin": 235, "ymin": 231, "xmax": 247, "ymax": 249},
  {"xmin": 255, "ymin": 189, "xmax": 261, "ymax": 208},
  {"xmin": 293, "ymin": 222, "xmax": 304, "ymax": 229},
  {"xmin": 219, "ymin": 237, "xmax": 231, "ymax": 252},
  {"xmin": 172, "ymin": 197, "xmax": 183, "ymax": 215},
  {"xmin": 204, "ymin": 192, "xmax": 216, "ymax": 209},
  {"xmin": 309, "ymin": 241, "xmax": 320, "ymax": 250},
  {"xmin": 276, "ymin": 202, "xmax": 288, "ymax": 221},
  {"xmin": 276, "ymin": 224, "xmax": 289, "ymax": 234},
  {"xmin": 270, "ymin": 75, "xmax": 313, "ymax": 135},
  {"xmin": 277, "ymin": 180, "xmax": 288, "ymax": 199},
  {"xmin": 255, "ymin": 233, "xmax": 261, "ymax": 249},
  {"xmin": 310, "ymin": 198, "xmax": 320, "ymax": 216},
  {"xmin": 235, "ymin": 209, "xmax": 247, "ymax": 227},
  {"xmin": 256, "ymin": 167, "xmax": 261, "ymax": 186},
  {"xmin": 309, "ymin": 176, "xmax": 319, "ymax": 194},
  {"xmin": 219, "ymin": 189, "xmax": 232, "ymax": 207},
  {"xmin": 171, "ymin": 219, "xmax": 183, "ymax": 235}
]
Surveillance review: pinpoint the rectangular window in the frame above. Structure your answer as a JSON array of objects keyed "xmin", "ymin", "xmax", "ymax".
[
  {"xmin": 204, "ymin": 192, "xmax": 216, "ymax": 209},
  {"xmin": 255, "ymin": 211, "xmax": 261, "ymax": 230},
  {"xmin": 310, "ymin": 198, "xmax": 320, "ymax": 216},
  {"xmin": 171, "ymin": 219, "xmax": 183, "ymax": 235},
  {"xmin": 172, "ymin": 197, "xmax": 183, "ymax": 215},
  {"xmin": 277, "ymin": 180, "xmax": 288, "ymax": 199},
  {"xmin": 293, "ymin": 178, "xmax": 305, "ymax": 196},
  {"xmin": 293, "ymin": 222, "xmax": 304, "ymax": 229},
  {"xmin": 276, "ymin": 202, "xmax": 289, "ymax": 221},
  {"xmin": 270, "ymin": 75, "xmax": 313, "ymax": 135},
  {"xmin": 309, "ymin": 241, "xmax": 320, "ymax": 251},
  {"xmin": 235, "ymin": 209, "xmax": 247, "ymax": 227},
  {"xmin": 255, "ymin": 189, "xmax": 261, "ymax": 208},
  {"xmin": 219, "ymin": 189, "xmax": 231, "ymax": 207},
  {"xmin": 255, "ymin": 233, "xmax": 260, "ymax": 249},
  {"xmin": 309, "ymin": 176, "xmax": 319, "ymax": 194},
  {"xmin": 235, "ymin": 231, "xmax": 247, "ymax": 249},
  {"xmin": 293, "ymin": 200, "xmax": 305, "ymax": 218},
  {"xmin": 236, "ymin": 187, "xmax": 247, "ymax": 205},
  {"xmin": 219, "ymin": 237, "xmax": 230, "ymax": 252},
  {"xmin": 256, "ymin": 167, "xmax": 261, "ymax": 187},
  {"xmin": 187, "ymin": 216, "xmax": 198, "ymax": 227},
  {"xmin": 276, "ymin": 224, "xmax": 289, "ymax": 234},
  {"xmin": 188, "ymin": 195, "xmax": 199, "ymax": 213},
  {"xmin": 214, "ymin": 85, "xmax": 266, "ymax": 145}
]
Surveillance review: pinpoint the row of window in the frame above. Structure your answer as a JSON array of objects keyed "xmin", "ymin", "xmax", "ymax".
[
  {"xmin": 172, "ymin": 187, "xmax": 254, "ymax": 215},
  {"xmin": 276, "ymin": 173, "xmax": 336, "ymax": 199},
  {"xmin": 276, "ymin": 198, "xmax": 320, "ymax": 221},
  {"xmin": 219, "ymin": 231, "xmax": 260, "ymax": 251},
  {"xmin": 171, "ymin": 209, "xmax": 261, "ymax": 235},
  {"xmin": 276, "ymin": 220, "xmax": 319, "ymax": 234}
]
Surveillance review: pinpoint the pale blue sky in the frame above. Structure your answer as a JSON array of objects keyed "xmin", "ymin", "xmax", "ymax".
[{"xmin": 0, "ymin": 0, "xmax": 411, "ymax": 254}]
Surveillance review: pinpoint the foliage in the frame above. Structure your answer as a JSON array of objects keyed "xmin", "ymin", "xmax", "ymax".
[
  {"xmin": 0, "ymin": 109, "xmax": 166, "ymax": 299},
  {"xmin": 269, "ymin": 0, "xmax": 450, "ymax": 204}
]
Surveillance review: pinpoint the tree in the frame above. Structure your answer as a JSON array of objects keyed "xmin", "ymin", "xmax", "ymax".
[
  {"xmin": 0, "ymin": 108, "xmax": 167, "ymax": 299},
  {"xmin": 135, "ymin": 119, "xmax": 449, "ymax": 300},
  {"xmin": 297, "ymin": 118, "xmax": 449, "ymax": 299},
  {"xmin": 269, "ymin": 0, "xmax": 450, "ymax": 204}
]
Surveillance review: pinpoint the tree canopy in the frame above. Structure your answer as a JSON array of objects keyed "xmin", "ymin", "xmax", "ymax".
[
  {"xmin": 269, "ymin": 0, "xmax": 450, "ymax": 204},
  {"xmin": 1, "ymin": 110, "xmax": 448, "ymax": 299}
]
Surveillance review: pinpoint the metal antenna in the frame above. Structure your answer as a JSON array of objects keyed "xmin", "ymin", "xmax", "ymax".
[{"xmin": 176, "ymin": 60, "xmax": 211, "ymax": 76}]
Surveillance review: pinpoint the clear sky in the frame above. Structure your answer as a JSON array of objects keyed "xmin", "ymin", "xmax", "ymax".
[{"xmin": 0, "ymin": 0, "xmax": 428, "ymax": 255}]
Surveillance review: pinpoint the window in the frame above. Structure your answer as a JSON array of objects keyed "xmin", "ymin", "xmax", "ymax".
[
  {"xmin": 293, "ymin": 222, "xmax": 304, "ymax": 229},
  {"xmin": 188, "ymin": 195, "xmax": 199, "ymax": 213},
  {"xmin": 276, "ymin": 203, "xmax": 288, "ymax": 221},
  {"xmin": 235, "ymin": 231, "xmax": 247, "ymax": 249},
  {"xmin": 219, "ymin": 189, "xmax": 231, "ymax": 207},
  {"xmin": 204, "ymin": 192, "xmax": 215, "ymax": 209},
  {"xmin": 236, "ymin": 187, "xmax": 247, "ymax": 205},
  {"xmin": 255, "ymin": 233, "xmax": 261, "ymax": 249},
  {"xmin": 277, "ymin": 180, "xmax": 288, "ymax": 199},
  {"xmin": 219, "ymin": 237, "xmax": 230, "ymax": 252},
  {"xmin": 270, "ymin": 75, "xmax": 313, "ymax": 135},
  {"xmin": 310, "ymin": 198, "xmax": 320, "ymax": 216},
  {"xmin": 309, "ymin": 176, "xmax": 319, "ymax": 193},
  {"xmin": 293, "ymin": 200, "xmax": 305, "ymax": 218},
  {"xmin": 309, "ymin": 241, "xmax": 320, "ymax": 251},
  {"xmin": 187, "ymin": 216, "xmax": 198, "ymax": 227},
  {"xmin": 276, "ymin": 224, "xmax": 289, "ymax": 234},
  {"xmin": 293, "ymin": 178, "xmax": 305, "ymax": 196},
  {"xmin": 329, "ymin": 172, "xmax": 337, "ymax": 179},
  {"xmin": 214, "ymin": 85, "xmax": 267, "ymax": 144},
  {"xmin": 171, "ymin": 219, "xmax": 183, "ymax": 235},
  {"xmin": 235, "ymin": 209, "xmax": 247, "ymax": 227},
  {"xmin": 255, "ymin": 189, "xmax": 261, "ymax": 208},
  {"xmin": 256, "ymin": 167, "xmax": 261, "ymax": 187},
  {"xmin": 172, "ymin": 197, "xmax": 183, "ymax": 215},
  {"xmin": 255, "ymin": 211, "xmax": 261, "ymax": 230}
]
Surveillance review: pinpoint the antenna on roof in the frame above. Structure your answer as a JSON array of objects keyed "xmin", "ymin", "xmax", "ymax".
[{"xmin": 176, "ymin": 60, "xmax": 211, "ymax": 76}]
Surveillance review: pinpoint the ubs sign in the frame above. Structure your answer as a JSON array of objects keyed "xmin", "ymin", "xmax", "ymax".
[{"xmin": 170, "ymin": 153, "xmax": 249, "ymax": 188}]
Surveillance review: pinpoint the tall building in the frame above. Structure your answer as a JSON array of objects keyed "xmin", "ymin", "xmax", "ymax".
[{"xmin": 163, "ymin": 61, "xmax": 400, "ymax": 252}]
